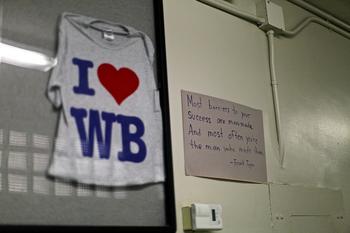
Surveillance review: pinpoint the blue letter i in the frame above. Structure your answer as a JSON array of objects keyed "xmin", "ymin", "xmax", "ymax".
[{"xmin": 72, "ymin": 57, "xmax": 95, "ymax": 96}]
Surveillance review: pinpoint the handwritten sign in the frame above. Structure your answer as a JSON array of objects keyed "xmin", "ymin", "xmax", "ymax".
[{"xmin": 181, "ymin": 90, "xmax": 267, "ymax": 183}]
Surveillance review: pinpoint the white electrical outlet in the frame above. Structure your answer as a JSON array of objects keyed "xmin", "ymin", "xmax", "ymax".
[{"xmin": 191, "ymin": 203, "xmax": 223, "ymax": 231}]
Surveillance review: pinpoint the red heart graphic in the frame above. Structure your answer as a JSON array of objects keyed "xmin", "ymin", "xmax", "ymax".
[{"xmin": 97, "ymin": 63, "xmax": 139, "ymax": 105}]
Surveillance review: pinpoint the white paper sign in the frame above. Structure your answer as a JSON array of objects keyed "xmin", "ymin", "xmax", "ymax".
[{"xmin": 181, "ymin": 90, "xmax": 267, "ymax": 183}]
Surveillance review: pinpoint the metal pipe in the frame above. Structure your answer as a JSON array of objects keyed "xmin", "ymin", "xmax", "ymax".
[
  {"xmin": 197, "ymin": 0, "xmax": 265, "ymax": 25},
  {"xmin": 267, "ymin": 30, "xmax": 285, "ymax": 168},
  {"xmin": 287, "ymin": 0, "xmax": 350, "ymax": 32},
  {"xmin": 281, "ymin": 17, "xmax": 350, "ymax": 39}
]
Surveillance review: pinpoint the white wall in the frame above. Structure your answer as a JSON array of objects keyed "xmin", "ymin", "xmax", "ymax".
[{"xmin": 163, "ymin": 0, "xmax": 350, "ymax": 232}]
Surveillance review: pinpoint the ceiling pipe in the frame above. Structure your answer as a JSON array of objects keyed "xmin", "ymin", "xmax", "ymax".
[
  {"xmin": 280, "ymin": 16, "xmax": 350, "ymax": 39},
  {"xmin": 197, "ymin": 0, "xmax": 265, "ymax": 25},
  {"xmin": 287, "ymin": 0, "xmax": 350, "ymax": 33}
]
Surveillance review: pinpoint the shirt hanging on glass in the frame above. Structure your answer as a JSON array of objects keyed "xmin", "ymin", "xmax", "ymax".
[{"xmin": 47, "ymin": 12, "xmax": 164, "ymax": 186}]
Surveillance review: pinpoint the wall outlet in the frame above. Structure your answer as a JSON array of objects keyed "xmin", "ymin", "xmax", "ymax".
[{"xmin": 183, "ymin": 204, "xmax": 223, "ymax": 231}]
